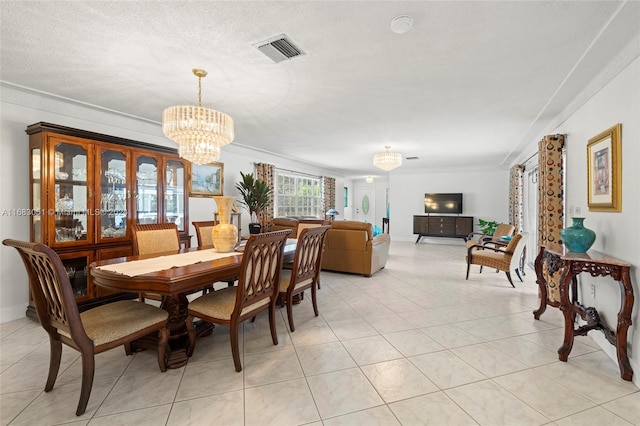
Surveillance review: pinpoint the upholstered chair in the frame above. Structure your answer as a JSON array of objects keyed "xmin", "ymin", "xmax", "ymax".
[
  {"xmin": 2, "ymin": 239, "xmax": 168, "ymax": 416},
  {"xmin": 185, "ymin": 230, "xmax": 291, "ymax": 372},
  {"xmin": 192, "ymin": 220, "xmax": 216, "ymax": 248},
  {"xmin": 192, "ymin": 220, "xmax": 234, "ymax": 290},
  {"xmin": 131, "ymin": 223, "xmax": 181, "ymax": 302},
  {"xmin": 278, "ymin": 225, "xmax": 330, "ymax": 331},
  {"xmin": 466, "ymin": 223, "xmax": 516, "ymax": 248},
  {"xmin": 465, "ymin": 233, "xmax": 529, "ymax": 287}
]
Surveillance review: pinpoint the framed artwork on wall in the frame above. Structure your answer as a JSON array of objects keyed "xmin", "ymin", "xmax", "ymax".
[
  {"xmin": 189, "ymin": 162, "xmax": 224, "ymax": 197},
  {"xmin": 587, "ymin": 123, "xmax": 621, "ymax": 212}
]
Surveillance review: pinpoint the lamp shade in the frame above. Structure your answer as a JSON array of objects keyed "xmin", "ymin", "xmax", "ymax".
[{"xmin": 326, "ymin": 209, "xmax": 339, "ymax": 216}]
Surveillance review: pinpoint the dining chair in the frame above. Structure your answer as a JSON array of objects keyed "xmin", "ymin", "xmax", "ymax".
[
  {"xmin": 185, "ymin": 229, "xmax": 292, "ymax": 371},
  {"xmin": 278, "ymin": 225, "xmax": 330, "ymax": 332},
  {"xmin": 465, "ymin": 232, "xmax": 529, "ymax": 287},
  {"xmin": 192, "ymin": 220, "xmax": 216, "ymax": 248},
  {"xmin": 131, "ymin": 223, "xmax": 180, "ymax": 302},
  {"xmin": 2, "ymin": 239, "xmax": 169, "ymax": 416},
  {"xmin": 192, "ymin": 220, "xmax": 235, "ymax": 291}
]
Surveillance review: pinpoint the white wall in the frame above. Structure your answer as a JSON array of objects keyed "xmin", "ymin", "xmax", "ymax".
[
  {"xmin": 514, "ymin": 56, "xmax": 640, "ymax": 386},
  {"xmin": 390, "ymin": 168, "xmax": 510, "ymax": 243}
]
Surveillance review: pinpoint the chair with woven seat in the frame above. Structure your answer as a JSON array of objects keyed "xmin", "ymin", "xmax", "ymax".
[
  {"xmin": 132, "ymin": 223, "xmax": 181, "ymax": 255},
  {"xmin": 465, "ymin": 232, "xmax": 529, "ymax": 287},
  {"xmin": 2, "ymin": 239, "xmax": 169, "ymax": 416},
  {"xmin": 185, "ymin": 229, "xmax": 291, "ymax": 372},
  {"xmin": 132, "ymin": 223, "xmax": 180, "ymax": 302},
  {"xmin": 278, "ymin": 225, "xmax": 330, "ymax": 332},
  {"xmin": 192, "ymin": 220, "xmax": 216, "ymax": 248},
  {"xmin": 466, "ymin": 223, "xmax": 515, "ymax": 248},
  {"xmin": 192, "ymin": 220, "xmax": 235, "ymax": 291}
]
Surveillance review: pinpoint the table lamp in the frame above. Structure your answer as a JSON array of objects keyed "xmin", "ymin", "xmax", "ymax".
[{"xmin": 325, "ymin": 208, "xmax": 339, "ymax": 221}]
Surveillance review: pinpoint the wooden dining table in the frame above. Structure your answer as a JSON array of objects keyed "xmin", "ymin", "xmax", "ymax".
[{"xmin": 89, "ymin": 241, "xmax": 297, "ymax": 369}]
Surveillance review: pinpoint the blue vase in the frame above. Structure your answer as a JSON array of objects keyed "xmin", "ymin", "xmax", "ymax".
[{"xmin": 560, "ymin": 217, "xmax": 596, "ymax": 253}]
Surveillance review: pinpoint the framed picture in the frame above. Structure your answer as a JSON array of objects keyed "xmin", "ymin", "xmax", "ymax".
[
  {"xmin": 189, "ymin": 162, "xmax": 224, "ymax": 197},
  {"xmin": 587, "ymin": 123, "xmax": 621, "ymax": 212}
]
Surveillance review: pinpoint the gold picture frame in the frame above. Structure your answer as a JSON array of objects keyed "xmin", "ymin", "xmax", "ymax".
[
  {"xmin": 587, "ymin": 124, "xmax": 621, "ymax": 212},
  {"xmin": 188, "ymin": 162, "xmax": 224, "ymax": 197}
]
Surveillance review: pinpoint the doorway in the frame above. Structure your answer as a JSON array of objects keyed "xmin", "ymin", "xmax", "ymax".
[{"xmin": 354, "ymin": 187, "xmax": 375, "ymax": 224}]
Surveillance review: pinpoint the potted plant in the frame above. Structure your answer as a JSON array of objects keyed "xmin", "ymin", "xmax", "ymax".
[
  {"xmin": 477, "ymin": 219, "xmax": 499, "ymax": 236},
  {"xmin": 235, "ymin": 171, "xmax": 272, "ymax": 234}
]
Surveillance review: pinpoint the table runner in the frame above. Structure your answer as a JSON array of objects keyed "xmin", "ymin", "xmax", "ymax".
[{"xmin": 96, "ymin": 249, "xmax": 240, "ymax": 277}]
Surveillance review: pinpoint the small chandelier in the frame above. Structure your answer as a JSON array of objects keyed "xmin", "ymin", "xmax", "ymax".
[
  {"xmin": 373, "ymin": 145, "xmax": 402, "ymax": 171},
  {"xmin": 162, "ymin": 68, "xmax": 234, "ymax": 165},
  {"xmin": 365, "ymin": 176, "xmax": 373, "ymax": 183}
]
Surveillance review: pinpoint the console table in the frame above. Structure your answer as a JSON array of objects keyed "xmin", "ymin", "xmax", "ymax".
[
  {"xmin": 533, "ymin": 244, "xmax": 634, "ymax": 381},
  {"xmin": 413, "ymin": 215, "xmax": 473, "ymax": 243}
]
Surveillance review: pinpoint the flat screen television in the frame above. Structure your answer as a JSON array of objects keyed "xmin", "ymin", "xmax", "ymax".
[{"xmin": 424, "ymin": 193, "xmax": 463, "ymax": 214}]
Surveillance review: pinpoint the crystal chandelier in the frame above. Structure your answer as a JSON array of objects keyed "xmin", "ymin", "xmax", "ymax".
[
  {"xmin": 162, "ymin": 69, "xmax": 234, "ymax": 165},
  {"xmin": 373, "ymin": 145, "xmax": 402, "ymax": 171}
]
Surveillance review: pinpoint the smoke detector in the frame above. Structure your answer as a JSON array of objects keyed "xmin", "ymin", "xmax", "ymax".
[{"xmin": 390, "ymin": 15, "xmax": 414, "ymax": 34}]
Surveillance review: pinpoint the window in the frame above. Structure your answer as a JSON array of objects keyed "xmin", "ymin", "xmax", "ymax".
[{"xmin": 275, "ymin": 171, "xmax": 323, "ymax": 217}]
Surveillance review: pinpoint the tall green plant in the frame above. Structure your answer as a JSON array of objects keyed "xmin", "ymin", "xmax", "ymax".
[{"xmin": 235, "ymin": 172, "xmax": 272, "ymax": 223}]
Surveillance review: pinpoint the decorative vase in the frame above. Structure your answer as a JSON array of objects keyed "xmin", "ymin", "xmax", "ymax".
[
  {"xmin": 211, "ymin": 196, "xmax": 238, "ymax": 252},
  {"xmin": 560, "ymin": 217, "xmax": 596, "ymax": 253}
]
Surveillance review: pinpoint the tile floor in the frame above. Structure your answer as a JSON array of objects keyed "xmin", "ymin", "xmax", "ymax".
[{"xmin": 1, "ymin": 241, "xmax": 639, "ymax": 425}]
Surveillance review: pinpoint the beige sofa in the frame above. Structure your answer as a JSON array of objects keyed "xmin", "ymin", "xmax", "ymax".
[{"xmin": 271, "ymin": 218, "xmax": 390, "ymax": 277}]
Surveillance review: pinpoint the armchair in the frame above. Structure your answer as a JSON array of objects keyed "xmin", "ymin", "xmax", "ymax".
[
  {"xmin": 465, "ymin": 232, "xmax": 529, "ymax": 287},
  {"xmin": 466, "ymin": 223, "xmax": 515, "ymax": 247}
]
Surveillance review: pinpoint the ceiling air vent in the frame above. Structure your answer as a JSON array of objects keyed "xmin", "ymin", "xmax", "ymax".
[
  {"xmin": 254, "ymin": 34, "xmax": 306, "ymax": 63},
  {"xmin": 406, "ymin": 156, "xmax": 419, "ymax": 160}
]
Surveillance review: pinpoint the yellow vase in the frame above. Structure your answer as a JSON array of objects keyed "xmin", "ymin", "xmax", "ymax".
[{"xmin": 211, "ymin": 196, "xmax": 238, "ymax": 252}]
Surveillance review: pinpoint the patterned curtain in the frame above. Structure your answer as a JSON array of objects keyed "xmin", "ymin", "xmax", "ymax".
[
  {"xmin": 322, "ymin": 176, "xmax": 336, "ymax": 218},
  {"xmin": 508, "ymin": 164, "xmax": 525, "ymax": 232},
  {"xmin": 537, "ymin": 134, "xmax": 565, "ymax": 248},
  {"xmin": 255, "ymin": 163, "xmax": 275, "ymax": 231}
]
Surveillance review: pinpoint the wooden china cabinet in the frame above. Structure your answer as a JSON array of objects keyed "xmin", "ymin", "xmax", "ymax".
[{"xmin": 27, "ymin": 122, "xmax": 190, "ymax": 316}]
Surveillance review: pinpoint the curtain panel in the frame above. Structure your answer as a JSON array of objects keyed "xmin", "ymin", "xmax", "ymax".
[
  {"xmin": 537, "ymin": 135, "xmax": 565, "ymax": 248},
  {"xmin": 322, "ymin": 177, "xmax": 336, "ymax": 219},
  {"xmin": 509, "ymin": 164, "xmax": 525, "ymax": 233},
  {"xmin": 255, "ymin": 163, "xmax": 275, "ymax": 231}
]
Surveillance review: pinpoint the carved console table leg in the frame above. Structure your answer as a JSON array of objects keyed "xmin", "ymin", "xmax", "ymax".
[
  {"xmin": 558, "ymin": 266, "xmax": 576, "ymax": 362},
  {"xmin": 533, "ymin": 246, "xmax": 548, "ymax": 320},
  {"xmin": 616, "ymin": 269, "xmax": 634, "ymax": 381}
]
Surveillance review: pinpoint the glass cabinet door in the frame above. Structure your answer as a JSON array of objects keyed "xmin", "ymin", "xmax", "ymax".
[
  {"xmin": 135, "ymin": 155, "xmax": 159, "ymax": 225},
  {"xmin": 58, "ymin": 250, "xmax": 93, "ymax": 300},
  {"xmin": 165, "ymin": 159, "xmax": 186, "ymax": 232},
  {"xmin": 97, "ymin": 148, "xmax": 129, "ymax": 242},
  {"xmin": 51, "ymin": 139, "xmax": 93, "ymax": 246}
]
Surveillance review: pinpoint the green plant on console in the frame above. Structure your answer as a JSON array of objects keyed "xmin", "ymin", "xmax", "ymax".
[
  {"xmin": 235, "ymin": 171, "xmax": 272, "ymax": 224},
  {"xmin": 477, "ymin": 219, "xmax": 499, "ymax": 236}
]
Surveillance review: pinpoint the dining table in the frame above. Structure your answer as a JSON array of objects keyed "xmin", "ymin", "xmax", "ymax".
[{"xmin": 89, "ymin": 240, "xmax": 297, "ymax": 369}]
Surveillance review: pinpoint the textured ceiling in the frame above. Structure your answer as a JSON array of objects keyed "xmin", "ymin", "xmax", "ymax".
[{"xmin": 1, "ymin": 1, "xmax": 639, "ymax": 177}]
